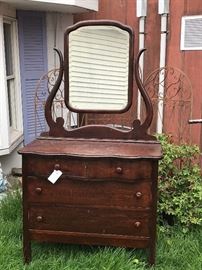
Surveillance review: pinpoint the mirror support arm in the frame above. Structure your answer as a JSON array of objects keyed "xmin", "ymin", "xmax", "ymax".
[
  {"xmin": 130, "ymin": 49, "xmax": 155, "ymax": 140},
  {"xmin": 44, "ymin": 48, "xmax": 65, "ymax": 136},
  {"xmin": 134, "ymin": 49, "xmax": 153, "ymax": 130}
]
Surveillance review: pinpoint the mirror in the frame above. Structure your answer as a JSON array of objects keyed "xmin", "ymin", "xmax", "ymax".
[{"xmin": 64, "ymin": 21, "xmax": 134, "ymax": 113}]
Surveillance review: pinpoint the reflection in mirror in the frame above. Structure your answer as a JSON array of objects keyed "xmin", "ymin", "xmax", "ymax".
[{"xmin": 67, "ymin": 24, "xmax": 131, "ymax": 112}]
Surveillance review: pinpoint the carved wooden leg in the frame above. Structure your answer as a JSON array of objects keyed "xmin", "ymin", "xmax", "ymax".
[
  {"xmin": 148, "ymin": 244, "xmax": 156, "ymax": 266},
  {"xmin": 23, "ymin": 234, "xmax": 31, "ymax": 264},
  {"xmin": 148, "ymin": 164, "xmax": 158, "ymax": 266}
]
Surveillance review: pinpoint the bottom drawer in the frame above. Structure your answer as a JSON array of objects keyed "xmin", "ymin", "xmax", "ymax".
[
  {"xmin": 30, "ymin": 229, "xmax": 150, "ymax": 249},
  {"xmin": 28, "ymin": 206, "xmax": 150, "ymax": 237}
]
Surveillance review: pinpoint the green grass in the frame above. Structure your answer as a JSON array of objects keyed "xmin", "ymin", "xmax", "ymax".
[{"xmin": 0, "ymin": 191, "xmax": 201, "ymax": 270}]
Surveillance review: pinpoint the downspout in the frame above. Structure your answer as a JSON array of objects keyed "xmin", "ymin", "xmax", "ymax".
[
  {"xmin": 136, "ymin": 0, "xmax": 147, "ymax": 119},
  {"xmin": 53, "ymin": 13, "xmax": 58, "ymax": 68},
  {"xmin": 157, "ymin": 0, "xmax": 169, "ymax": 133},
  {"xmin": 137, "ymin": 16, "xmax": 146, "ymax": 119}
]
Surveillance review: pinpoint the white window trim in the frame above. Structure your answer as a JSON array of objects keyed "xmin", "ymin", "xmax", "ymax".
[{"xmin": 0, "ymin": 16, "xmax": 23, "ymax": 156}]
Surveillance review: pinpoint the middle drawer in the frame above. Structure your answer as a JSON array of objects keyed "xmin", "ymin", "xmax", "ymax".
[{"xmin": 27, "ymin": 176, "xmax": 152, "ymax": 209}]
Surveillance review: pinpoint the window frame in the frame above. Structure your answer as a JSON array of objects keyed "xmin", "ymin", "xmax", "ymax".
[
  {"xmin": 0, "ymin": 16, "xmax": 23, "ymax": 155},
  {"xmin": 181, "ymin": 15, "xmax": 202, "ymax": 51}
]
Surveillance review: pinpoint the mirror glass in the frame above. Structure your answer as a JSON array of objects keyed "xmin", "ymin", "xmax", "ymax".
[{"xmin": 67, "ymin": 24, "xmax": 131, "ymax": 112}]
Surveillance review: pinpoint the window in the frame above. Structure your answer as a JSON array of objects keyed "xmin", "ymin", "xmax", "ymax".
[
  {"xmin": 4, "ymin": 22, "xmax": 16, "ymax": 128},
  {"xmin": 181, "ymin": 15, "xmax": 202, "ymax": 50},
  {"xmin": 0, "ymin": 17, "xmax": 23, "ymax": 155}
]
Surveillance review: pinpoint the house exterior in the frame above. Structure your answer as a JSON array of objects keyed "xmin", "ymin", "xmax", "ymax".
[
  {"xmin": 1, "ymin": 0, "xmax": 202, "ymax": 174},
  {"xmin": 0, "ymin": 0, "xmax": 98, "ymax": 174}
]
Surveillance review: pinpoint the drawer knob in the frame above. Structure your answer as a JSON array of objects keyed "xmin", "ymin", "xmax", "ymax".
[
  {"xmin": 116, "ymin": 167, "xmax": 123, "ymax": 174},
  {"xmin": 135, "ymin": 191, "xmax": 142, "ymax": 198},
  {"xmin": 35, "ymin": 187, "xmax": 42, "ymax": 194},
  {"xmin": 54, "ymin": 163, "xmax": 60, "ymax": 170},
  {"xmin": 134, "ymin": 221, "xmax": 141, "ymax": 228},
  {"xmin": 36, "ymin": 216, "xmax": 43, "ymax": 222}
]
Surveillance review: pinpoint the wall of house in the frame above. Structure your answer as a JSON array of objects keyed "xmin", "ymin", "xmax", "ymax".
[
  {"xmin": 166, "ymin": 1, "xmax": 202, "ymax": 148},
  {"xmin": 0, "ymin": 2, "xmax": 16, "ymax": 17},
  {"xmin": 0, "ymin": 143, "xmax": 23, "ymax": 174},
  {"xmin": 74, "ymin": 0, "xmax": 202, "ymax": 149},
  {"xmin": 46, "ymin": 12, "xmax": 73, "ymax": 71}
]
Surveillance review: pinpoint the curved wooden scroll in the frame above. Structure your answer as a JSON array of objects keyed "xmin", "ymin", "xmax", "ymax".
[
  {"xmin": 134, "ymin": 49, "xmax": 153, "ymax": 131},
  {"xmin": 42, "ymin": 47, "xmax": 155, "ymax": 141},
  {"xmin": 44, "ymin": 48, "xmax": 67, "ymax": 137}
]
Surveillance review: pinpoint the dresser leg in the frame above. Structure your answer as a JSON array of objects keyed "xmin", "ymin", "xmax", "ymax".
[
  {"xmin": 148, "ymin": 246, "xmax": 156, "ymax": 266},
  {"xmin": 23, "ymin": 238, "xmax": 31, "ymax": 264}
]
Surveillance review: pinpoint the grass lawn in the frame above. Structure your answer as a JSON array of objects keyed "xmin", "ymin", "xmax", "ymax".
[{"xmin": 0, "ymin": 191, "xmax": 201, "ymax": 270}]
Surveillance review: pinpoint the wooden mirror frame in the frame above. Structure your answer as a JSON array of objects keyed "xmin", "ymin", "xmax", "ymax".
[
  {"xmin": 43, "ymin": 20, "xmax": 155, "ymax": 141},
  {"xmin": 63, "ymin": 20, "xmax": 134, "ymax": 113}
]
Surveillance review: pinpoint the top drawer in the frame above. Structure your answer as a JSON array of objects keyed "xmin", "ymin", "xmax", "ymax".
[{"xmin": 25, "ymin": 156, "xmax": 152, "ymax": 181}]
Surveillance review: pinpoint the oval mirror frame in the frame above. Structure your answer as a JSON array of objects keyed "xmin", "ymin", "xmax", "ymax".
[{"xmin": 64, "ymin": 20, "xmax": 134, "ymax": 113}]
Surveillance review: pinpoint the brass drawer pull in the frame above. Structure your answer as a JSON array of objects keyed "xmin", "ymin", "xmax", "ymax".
[
  {"xmin": 135, "ymin": 191, "xmax": 142, "ymax": 198},
  {"xmin": 36, "ymin": 216, "xmax": 43, "ymax": 222},
  {"xmin": 54, "ymin": 163, "xmax": 60, "ymax": 170},
  {"xmin": 134, "ymin": 221, "xmax": 141, "ymax": 228},
  {"xmin": 116, "ymin": 167, "xmax": 123, "ymax": 174},
  {"xmin": 35, "ymin": 187, "xmax": 42, "ymax": 194}
]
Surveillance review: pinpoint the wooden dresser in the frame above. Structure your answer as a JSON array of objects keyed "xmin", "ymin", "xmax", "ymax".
[
  {"xmin": 19, "ymin": 20, "xmax": 162, "ymax": 265},
  {"xmin": 19, "ymin": 138, "xmax": 162, "ymax": 265}
]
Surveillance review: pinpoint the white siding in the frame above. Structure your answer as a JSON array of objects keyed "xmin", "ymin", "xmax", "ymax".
[
  {"xmin": 46, "ymin": 12, "xmax": 77, "ymax": 126},
  {"xmin": 47, "ymin": 12, "xmax": 73, "ymax": 70}
]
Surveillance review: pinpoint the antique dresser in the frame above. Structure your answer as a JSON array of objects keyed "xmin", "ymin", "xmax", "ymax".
[{"xmin": 19, "ymin": 20, "xmax": 162, "ymax": 266}]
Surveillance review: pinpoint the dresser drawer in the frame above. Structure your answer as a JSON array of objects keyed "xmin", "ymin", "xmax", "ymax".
[
  {"xmin": 27, "ymin": 176, "xmax": 152, "ymax": 209},
  {"xmin": 25, "ymin": 156, "xmax": 152, "ymax": 180},
  {"xmin": 25, "ymin": 156, "xmax": 86, "ymax": 178},
  {"xmin": 29, "ymin": 206, "xmax": 150, "ymax": 237},
  {"xmin": 86, "ymin": 159, "xmax": 152, "ymax": 180}
]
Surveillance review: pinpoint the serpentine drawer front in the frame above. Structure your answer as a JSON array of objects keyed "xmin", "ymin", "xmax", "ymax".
[
  {"xmin": 29, "ymin": 206, "xmax": 150, "ymax": 236},
  {"xmin": 25, "ymin": 156, "xmax": 152, "ymax": 180},
  {"xmin": 27, "ymin": 176, "xmax": 152, "ymax": 208},
  {"xmin": 19, "ymin": 138, "xmax": 162, "ymax": 265}
]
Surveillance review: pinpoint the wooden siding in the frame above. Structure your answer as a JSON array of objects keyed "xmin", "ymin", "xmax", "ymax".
[{"xmin": 166, "ymin": 1, "xmax": 202, "ymax": 148}]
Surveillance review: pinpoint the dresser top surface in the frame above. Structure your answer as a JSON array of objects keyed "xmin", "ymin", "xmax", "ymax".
[{"xmin": 18, "ymin": 137, "xmax": 162, "ymax": 159}]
